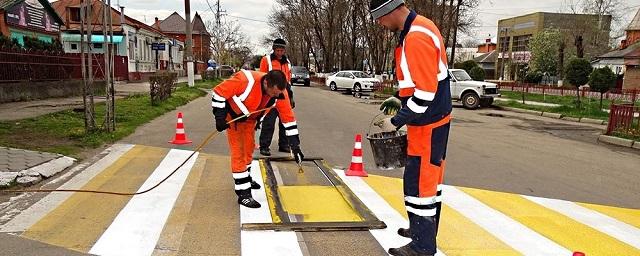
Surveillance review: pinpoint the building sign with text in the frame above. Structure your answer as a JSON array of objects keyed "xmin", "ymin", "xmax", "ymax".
[{"xmin": 5, "ymin": 0, "xmax": 60, "ymax": 33}]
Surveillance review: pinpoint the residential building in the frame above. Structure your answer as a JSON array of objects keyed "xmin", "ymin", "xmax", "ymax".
[
  {"xmin": 154, "ymin": 12, "xmax": 210, "ymax": 74},
  {"xmin": 496, "ymin": 12, "xmax": 612, "ymax": 81},
  {"xmin": 52, "ymin": 0, "xmax": 180, "ymax": 81},
  {"xmin": 0, "ymin": 0, "xmax": 63, "ymax": 45},
  {"xmin": 593, "ymin": 8, "xmax": 640, "ymax": 90},
  {"xmin": 474, "ymin": 50, "xmax": 497, "ymax": 80}
]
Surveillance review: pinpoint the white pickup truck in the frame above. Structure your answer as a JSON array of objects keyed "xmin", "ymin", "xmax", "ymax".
[{"xmin": 449, "ymin": 69, "xmax": 500, "ymax": 109}]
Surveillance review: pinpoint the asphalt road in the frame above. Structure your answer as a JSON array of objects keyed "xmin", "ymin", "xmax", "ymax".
[
  {"xmin": 3, "ymin": 81, "xmax": 639, "ymax": 255},
  {"xmin": 124, "ymin": 82, "xmax": 640, "ymax": 209}
]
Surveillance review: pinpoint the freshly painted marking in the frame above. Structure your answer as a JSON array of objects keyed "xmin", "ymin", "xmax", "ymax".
[
  {"xmin": 89, "ymin": 149, "xmax": 198, "ymax": 256},
  {"xmin": 241, "ymin": 160, "xmax": 302, "ymax": 256},
  {"xmin": 579, "ymin": 203, "xmax": 640, "ymax": 230},
  {"xmin": 444, "ymin": 186, "xmax": 571, "ymax": 255},
  {"xmin": 461, "ymin": 187, "xmax": 639, "ymax": 255},
  {"xmin": 0, "ymin": 144, "xmax": 134, "ymax": 233},
  {"xmin": 335, "ymin": 169, "xmax": 447, "ymax": 256},
  {"xmin": 362, "ymin": 175, "xmax": 519, "ymax": 256},
  {"xmin": 524, "ymin": 195, "xmax": 640, "ymax": 250},
  {"xmin": 278, "ymin": 186, "xmax": 363, "ymax": 222}
]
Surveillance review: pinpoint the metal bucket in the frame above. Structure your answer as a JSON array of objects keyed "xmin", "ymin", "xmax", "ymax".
[{"xmin": 366, "ymin": 130, "xmax": 407, "ymax": 169}]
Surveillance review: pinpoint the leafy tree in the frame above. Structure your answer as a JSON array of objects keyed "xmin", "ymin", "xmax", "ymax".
[
  {"xmin": 528, "ymin": 28, "xmax": 561, "ymax": 75},
  {"xmin": 565, "ymin": 58, "xmax": 593, "ymax": 106},
  {"xmin": 454, "ymin": 60, "xmax": 479, "ymax": 73},
  {"xmin": 589, "ymin": 67, "xmax": 616, "ymax": 109},
  {"xmin": 469, "ymin": 66, "xmax": 485, "ymax": 81},
  {"xmin": 524, "ymin": 71, "xmax": 543, "ymax": 83}
]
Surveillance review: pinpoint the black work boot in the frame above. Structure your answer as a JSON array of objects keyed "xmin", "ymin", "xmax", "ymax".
[
  {"xmin": 238, "ymin": 196, "xmax": 261, "ymax": 208},
  {"xmin": 250, "ymin": 180, "xmax": 261, "ymax": 189},
  {"xmin": 397, "ymin": 228, "xmax": 411, "ymax": 238},
  {"xmin": 259, "ymin": 148, "xmax": 271, "ymax": 156},
  {"xmin": 388, "ymin": 244, "xmax": 433, "ymax": 256}
]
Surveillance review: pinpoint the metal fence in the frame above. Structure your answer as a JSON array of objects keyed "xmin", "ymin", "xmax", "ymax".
[
  {"xmin": 607, "ymin": 104, "xmax": 640, "ymax": 138},
  {"xmin": 0, "ymin": 47, "xmax": 128, "ymax": 82},
  {"xmin": 494, "ymin": 81, "xmax": 640, "ymax": 103}
]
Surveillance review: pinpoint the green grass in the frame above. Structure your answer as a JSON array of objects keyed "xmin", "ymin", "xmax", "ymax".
[
  {"xmin": 500, "ymin": 91, "xmax": 616, "ymax": 110},
  {"xmin": 175, "ymin": 78, "xmax": 224, "ymax": 90},
  {"xmin": 495, "ymin": 98, "xmax": 611, "ymax": 121},
  {"xmin": 0, "ymin": 85, "xmax": 206, "ymax": 157}
]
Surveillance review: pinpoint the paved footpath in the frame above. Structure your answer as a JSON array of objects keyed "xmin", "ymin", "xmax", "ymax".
[{"xmin": 1, "ymin": 144, "xmax": 638, "ymax": 256}]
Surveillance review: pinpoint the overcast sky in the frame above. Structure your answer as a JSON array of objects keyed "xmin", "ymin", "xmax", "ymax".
[{"xmin": 110, "ymin": 0, "xmax": 640, "ymax": 54}]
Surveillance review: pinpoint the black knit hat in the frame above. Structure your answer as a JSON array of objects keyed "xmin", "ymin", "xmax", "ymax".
[
  {"xmin": 273, "ymin": 38, "xmax": 287, "ymax": 49},
  {"xmin": 370, "ymin": 0, "xmax": 405, "ymax": 19}
]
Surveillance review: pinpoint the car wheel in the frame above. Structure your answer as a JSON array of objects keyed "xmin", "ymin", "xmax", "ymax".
[
  {"xmin": 304, "ymin": 80, "xmax": 310, "ymax": 87},
  {"xmin": 480, "ymin": 98, "xmax": 494, "ymax": 108},
  {"xmin": 462, "ymin": 92, "xmax": 480, "ymax": 109},
  {"xmin": 330, "ymin": 82, "xmax": 337, "ymax": 91},
  {"xmin": 352, "ymin": 83, "xmax": 362, "ymax": 97}
]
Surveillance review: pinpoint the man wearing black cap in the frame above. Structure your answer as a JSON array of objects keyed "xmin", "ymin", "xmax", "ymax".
[
  {"xmin": 258, "ymin": 38, "xmax": 295, "ymax": 156},
  {"xmin": 371, "ymin": 0, "xmax": 453, "ymax": 255}
]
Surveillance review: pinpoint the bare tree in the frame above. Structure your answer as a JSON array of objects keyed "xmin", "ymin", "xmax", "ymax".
[{"xmin": 207, "ymin": 18, "xmax": 253, "ymax": 68}]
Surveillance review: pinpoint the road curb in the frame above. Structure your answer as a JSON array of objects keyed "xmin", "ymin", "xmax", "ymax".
[
  {"xmin": 598, "ymin": 135, "xmax": 636, "ymax": 148},
  {"xmin": 581, "ymin": 118, "xmax": 605, "ymax": 125},
  {"xmin": 501, "ymin": 107, "xmax": 542, "ymax": 116},
  {"xmin": 633, "ymin": 141, "xmax": 640, "ymax": 150},
  {"xmin": 561, "ymin": 116, "xmax": 581, "ymax": 122},
  {"xmin": 497, "ymin": 106, "xmax": 608, "ymax": 126},
  {"xmin": 542, "ymin": 112, "xmax": 563, "ymax": 119}
]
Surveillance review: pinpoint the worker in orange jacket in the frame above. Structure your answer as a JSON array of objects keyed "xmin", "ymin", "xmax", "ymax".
[
  {"xmin": 259, "ymin": 38, "xmax": 295, "ymax": 156},
  {"xmin": 371, "ymin": 1, "xmax": 452, "ymax": 255},
  {"xmin": 212, "ymin": 70, "xmax": 304, "ymax": 208}
]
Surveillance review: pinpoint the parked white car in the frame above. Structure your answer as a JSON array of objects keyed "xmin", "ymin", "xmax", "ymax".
[
  {"xmin": 325, "ymin": 70, "xmax": 381, "ymax": 93},
  {"xmin": 449, "ymin": 69, "xmax": 500, "ymax": 109}
]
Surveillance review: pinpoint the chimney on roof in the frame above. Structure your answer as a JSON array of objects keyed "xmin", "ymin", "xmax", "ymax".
[
  {"xmin": 154, "ymin": 17, "xmax": 160, "ymax": 29},
  {"xmin": 120, "ymin": 6, "xmax": 125, "ymax": 25}
]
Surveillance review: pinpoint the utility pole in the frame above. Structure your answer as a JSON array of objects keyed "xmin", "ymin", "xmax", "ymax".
[{"xmin": 184, "ymin": 0, "xmax": 194, "ymax": 87}]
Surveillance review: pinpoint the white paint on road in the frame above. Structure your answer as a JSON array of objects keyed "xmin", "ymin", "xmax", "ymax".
[
  {"xmin": 241, "ymin": 160, "xmax": 303, "ymax": 256},
  {"xmin": 335, "ymin": 169, "xmax": 446, "ymax": 256},
  {"xmin": 442, "ymin": 186, "xmax": 571, "ymax": 255},
  {"xmin": 0, "ymin": 144, "xmax": 134, "ymax": 233},
  {"xmin": 89, "ymin": 149, "xmax": 197, "ymax": 256},
  {"xmin": 524, "ymin": 195, "xmax": 640, "ymax": 250}
]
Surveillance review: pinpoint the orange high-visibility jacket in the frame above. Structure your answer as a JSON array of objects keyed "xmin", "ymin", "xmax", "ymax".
[
  {"xmin": 391, "ymin": 12, "xmax": 451, "ymax": 127},
  {"xmin": 260, "ymin": 53, "xmax": 292, "ymax": 82},
  {"xmin": 212, "ymin": 70, "xmax": 299, "ymax": 137}
]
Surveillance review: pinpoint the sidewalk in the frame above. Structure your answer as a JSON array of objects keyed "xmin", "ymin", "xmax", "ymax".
[
  {"xmin": 0, "ymin": 76, "xmax": 199, "ymax": 187},
  {"xmin": 0, "ymin": 75, "xmax": 201, "ymax": 121}
]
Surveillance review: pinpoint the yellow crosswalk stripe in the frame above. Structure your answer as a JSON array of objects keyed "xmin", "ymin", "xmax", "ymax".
[
  {"xmin": 21, "ymin": 145, "xmax": 168, "ymax": 252},
  {"xmin": 278, "ymin": 185, "xmax": 363, "ymax": 222},
  {"xmin": 169, "ymin": 154, "xmax": 241, "ymax": 255},
  {"xmin": 578, "ymin": 203, "xmax": 640, "ymax": 230},
  {"xmin": 362, "ymin": 175, "xmax": 520, "ymax": 256},
  {"xmin": 460, "ymin": 187, "xmax": 640, "ymax": 255}
]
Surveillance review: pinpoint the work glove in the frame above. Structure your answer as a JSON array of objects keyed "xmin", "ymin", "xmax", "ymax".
[
  {"xmin": 215, "ymin": 118, "xmax": 229, "ymax": 132},
  {"xmin": 379, "ymin": 96, "xmax": 401, "ymax": 115},
  {"xmin": 291, "ymin": 146, "xmax": 305, "ymax": 165},
  {"xmin": 374, "ymin": 117, "xmax": 397, "ymax": 132},
  {"xmin": 290, "ymin": 99, "xmax": 296, "ymax": 109}
]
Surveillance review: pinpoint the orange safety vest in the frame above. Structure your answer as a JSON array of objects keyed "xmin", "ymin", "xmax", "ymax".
[
  {"xmin": 395, "ymin": 14, "xmax": 449, "ymax": 114},
  {"xmin": 212, "ymin": 70, "xmax": 298, "ymax": 136},
  {"xmin": 260, "ymin": 54, "xmax": 292, "ymax": 82}
]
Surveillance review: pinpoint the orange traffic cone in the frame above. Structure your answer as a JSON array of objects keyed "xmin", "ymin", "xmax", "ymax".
[
  {"xmin": 169, "ymin": 112, "xmax": 192, "ymax": 145},
  {"xmin": 346, "ymin": 134, "xmax": 368, "ymax": 177}
]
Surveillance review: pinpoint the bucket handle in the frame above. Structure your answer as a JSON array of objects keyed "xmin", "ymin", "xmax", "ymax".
[{"xmin": 368, "ymin": 112, "xmax": 385, "ymax": 136}]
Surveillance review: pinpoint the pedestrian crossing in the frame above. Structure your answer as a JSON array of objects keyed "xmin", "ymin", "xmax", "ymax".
[{"xmin": 1, "ymin": 144, "xmax": 639, "ymax": 256}]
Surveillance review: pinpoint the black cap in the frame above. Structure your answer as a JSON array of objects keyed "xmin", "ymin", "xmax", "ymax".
[
  {"xmin": 370, "ymin": 0, "xmax": 405, "ymax": 19},
  {"xmin": 273, "ymin": 38, "xmax": 287, "ymax": 49}
]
